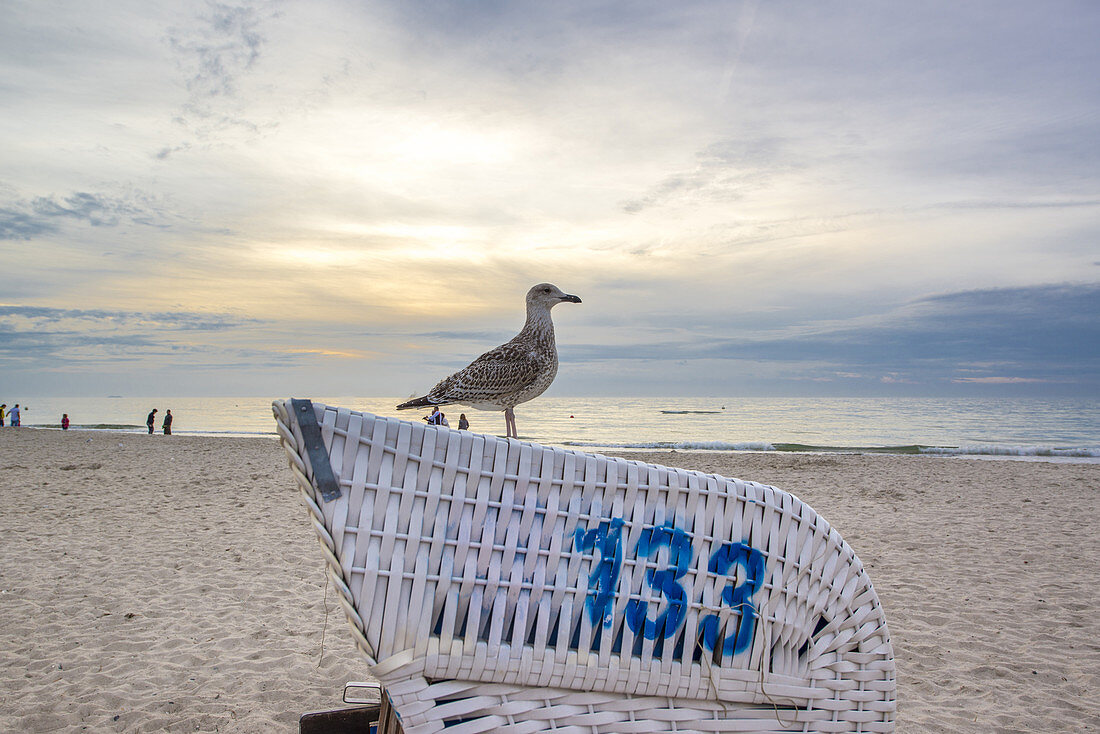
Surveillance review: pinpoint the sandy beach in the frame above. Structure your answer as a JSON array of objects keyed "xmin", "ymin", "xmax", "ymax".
[{"xmin": 1, "ymin": 429, "xmax": 1097, "ymax": 733}]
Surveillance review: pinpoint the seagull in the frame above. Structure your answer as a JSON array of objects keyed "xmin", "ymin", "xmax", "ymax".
[{"xmin": 397, "ymin": 283, "xmax": 582, "ymax": 438}]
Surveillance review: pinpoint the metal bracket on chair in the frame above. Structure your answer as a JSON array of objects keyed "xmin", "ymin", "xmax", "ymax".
[{"xmin": 290, "ymin": 398, "xmax": 342, "ymax": 502}]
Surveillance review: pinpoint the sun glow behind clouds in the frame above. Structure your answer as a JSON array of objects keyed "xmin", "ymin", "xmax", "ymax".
[
  {"xmin": 283, "ymin": 113, "xmax": 523, "ymax": 185},
  {"xmin": 319, "ymin": 222, "xmax": 491, "ymax": 260},
  {"xmin": 270, "ymin": 246, "xmax": 369, "ymax": 268},
  {"xmin": 385, "ymin": 122, "xmax": 517, "ymax": 167}
]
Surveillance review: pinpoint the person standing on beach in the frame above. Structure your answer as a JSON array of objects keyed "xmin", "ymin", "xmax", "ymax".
[
  {"xmin": 0, "ymin": 404, "xmax": 6, "ymax": 427},
  {"xmin": 458, "ymin": 414, "xmax": 469, "ymax": 430},
  {"xmin": 10, "ymin": 404, "xmax": 20, "ymax": 427},
  {"xmin": 146, "ymin": 408, "xmax": 157, "ymax": 434},
  {"xmin": 162, "ymin": 409, "xmax": 172, "ymax": 435},
  {"xmin": 61, "ymin": 414, "xmax": 70, "ymax": 430}
]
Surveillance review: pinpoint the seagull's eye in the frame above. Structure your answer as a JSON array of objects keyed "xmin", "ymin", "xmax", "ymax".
[{"xmin": 542, "ymin": 288, "xmax": 551, "ymax": 293}]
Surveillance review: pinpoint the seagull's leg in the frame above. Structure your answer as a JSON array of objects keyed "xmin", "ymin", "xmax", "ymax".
[{"xmin": 504, "ymin": 408, "xmax": 517, "ymax": 438}]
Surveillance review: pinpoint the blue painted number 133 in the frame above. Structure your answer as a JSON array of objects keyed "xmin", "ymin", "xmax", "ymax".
[{"xmin": 573, "ymin": 521, "xmax": 764, "ymax": 655}]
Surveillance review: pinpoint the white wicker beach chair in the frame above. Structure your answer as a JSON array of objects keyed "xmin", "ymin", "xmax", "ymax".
[{"xmin": 274, "ymin": 399, "xmax": 895, "ymax": 733}]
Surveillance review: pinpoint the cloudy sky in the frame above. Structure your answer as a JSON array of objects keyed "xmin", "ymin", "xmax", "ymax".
[{"xmin": 2, "ymin": 0, "xmax": 1098, "ymax": 398}]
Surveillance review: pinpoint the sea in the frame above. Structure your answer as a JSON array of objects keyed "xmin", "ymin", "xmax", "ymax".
[{"xmin": 10, "ymin": 395, "xmax": 1100, "ymax": 463}]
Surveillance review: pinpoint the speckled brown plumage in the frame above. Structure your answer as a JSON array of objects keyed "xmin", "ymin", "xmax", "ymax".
[{"xmin": 397, "ymin": 283, "xmax": 581, "ymax": 437}]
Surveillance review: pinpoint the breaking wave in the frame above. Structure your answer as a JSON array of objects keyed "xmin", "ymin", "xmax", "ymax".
[
  {"xmin": 919, "ymin": 445, "xmax": 1100, "ymax": 458},
  {"xmin": 564, "ymin": 440, "xmax": 1100, "ymax": 460},
  {"xmin": 564, "ymin": 440, "xmax": 777, "ymax": 452}
]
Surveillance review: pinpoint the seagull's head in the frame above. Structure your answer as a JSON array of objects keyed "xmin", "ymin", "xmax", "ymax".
[{"xmin": 528, "ymin": 283, "xmax": 582, "ymax": 310}]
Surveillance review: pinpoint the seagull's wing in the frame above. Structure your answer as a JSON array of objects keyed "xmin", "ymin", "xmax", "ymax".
[{"xmin": 428, "ymin": 343, "xmax": 543, "ymax": 404}]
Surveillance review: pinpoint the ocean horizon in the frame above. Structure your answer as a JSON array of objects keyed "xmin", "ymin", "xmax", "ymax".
[{"xmin": 7, "ymin": 395, "xmax": 1099, "ymax": 463}]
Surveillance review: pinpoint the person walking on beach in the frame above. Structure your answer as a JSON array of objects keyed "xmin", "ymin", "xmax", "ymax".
[
  {"xmin": 162, "ymin": 409, "xmax": 173, "ymax": 435},
  {"xmin": 61, "ymin": 414, "xmax": 70, "ymax": 430},
  {"xmin": 458, "ymin": 414, "xmax": 469, "ymax": 430},
  {"xmin": 0, "ymin": 404, "xmax": 6, "ymax": 427},
  {"xmin": 10, "ymin": 404, "xmax": 20, "ymax": 427},
  {"xmin": 439, "ymin": 412, "xmax": 450, "ymax": 428},
  {"xmin": 423, "ymin": 406, "xmax": 442, "ymax": 425},
  {"xmin": 146, "ymin": 408, "xmax": 157, "ymax": 434}
]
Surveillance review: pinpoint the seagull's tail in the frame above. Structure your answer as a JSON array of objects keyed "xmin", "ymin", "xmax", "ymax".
[{"xmin": 396, "ymin": 395, "xmax": 437, "ymax": 410}]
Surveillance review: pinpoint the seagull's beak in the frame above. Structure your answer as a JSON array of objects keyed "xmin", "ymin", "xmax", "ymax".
[{"xmin": 560, "ymin": 294, "xmax": 582, "ymax": 304}]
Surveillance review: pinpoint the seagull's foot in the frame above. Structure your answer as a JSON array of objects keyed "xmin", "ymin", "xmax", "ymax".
[{"xmin": 504, "ymin": 408, "xmax": 518, "ymax": 439}]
